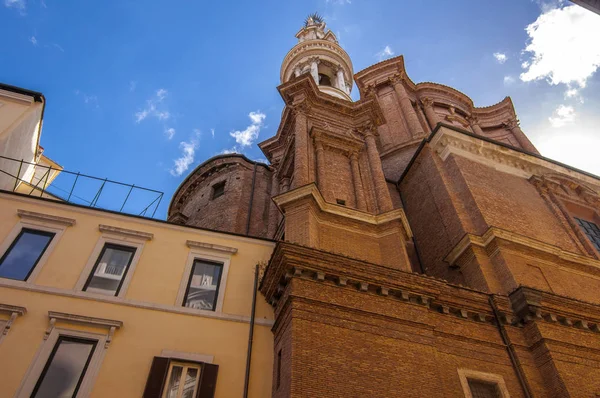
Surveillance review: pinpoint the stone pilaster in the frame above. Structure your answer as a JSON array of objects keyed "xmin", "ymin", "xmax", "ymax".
[
  {"xmin": 467, "ymin": 115, "xmax": 484, "ymax": 136},
  {"xmin": 268, "ymin": 164, "xmax": 281, "ymax": 238},
  {"xmin": 390, "ymin": 74, "xmax": 424, "ymax": 137},
  {"xmin": 350, "ymin": 152, "xmax": 367, "ymax": 211},
  {"xmin": 421, "ymin": 97, "xmax": 440, "ymax": 130},
  {"xmin": 292, "ymin": 104, "xmax": 310, "ymax": 189},
  {"xmin": 314, "ymin": 139, "xmax": 328, "ymax": 199},
  {"xmin": 503, "ymin": 119, "xmax": 539, "ymax": 154},
  {"xmin": 362, "ymin": 125, "xmax": 393, "ymax": 213}
]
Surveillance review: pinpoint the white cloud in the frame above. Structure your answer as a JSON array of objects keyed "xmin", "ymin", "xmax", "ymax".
[
  {"xmin": 210, "ymin": 128, "xmax": 215, "ymax": 139},
  {"xmin": 4, "ymin": 0, "xmax": 25, "ymax": 13},
  {"xmin": 493, "ymin": 52, "xmax": 507, "ymax": 64},
  {"xmin": 129, "ymin": 81, "xmax": 137, "ymax": 92},
  {"xmin": 326, "ymin": 0, "xmax": 351, "ymax": 4},
  {"xmin": 548, "ymin": 104, "xmax": 576, "ymax": 128},
  {"xmin": 164, "ymin": 127, "xmax": 175, "ymax": 140},
  {"xmin": 74, "ymin": 90, "xmax": 99, "ymax": 109},
  {"xmin": 230, "ymin": 111, "xmax": 266, "ymax": 147},
  {"xmin": 170, "ymin": 132, "xmax": 200, "ymax": 176},
  {"xmin": 135, "ymin": 89, "xmax": 170, "ymax": 123},
  {"xmin": 520, "ymin": 5, "xmax": 600, "ymax": 90},
  {"xmin": 503, "ymin": 75, "xmax": 515, "ymax": 85},
  {"xmin": 537, "ymin": 131, "xmax": 600, "ymax": 176},
  {"xmin": 376, "ymin": 45, "xmax": 394, "ymax": 61},
  {"xmin": 29, "ymin": 36, "xmax": 37, "ymax": 46},
  {"xmin": 220, "ymin": 147, "xmax": 241, "ymax": 155}
]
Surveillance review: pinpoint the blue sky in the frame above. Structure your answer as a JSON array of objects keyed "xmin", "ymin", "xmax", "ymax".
[{"xmin": 2, "ymin": 0, "xmax": 599, "ymax": 219}]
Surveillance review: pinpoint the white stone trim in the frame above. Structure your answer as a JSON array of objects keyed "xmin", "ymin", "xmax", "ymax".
[
  {"xmin": 176, "ymin": 248, "xmax": 232, "ymax": 313},
  {"xmin": 74, "ymin": 232, "xmax": 146, "ymax": 297},
  {"xmin": 160, "ymin": 349, "xmax": 214, "ymax": 364},
  {"xmin": 14, "ymin": 327, "xmax": 109, "ymax": 398},
  {"xmin": 45, "ymin": 311, "xmax": 122, "ymax": 347},
  {"xmin": 430, "ymin": 125, "xmax": 600, "ymax": 191},
  {"xmin": 457, "ymin": 368, "xmax": 510, "ymax": 398},
  {"xmin": 0, "ymin": 303, "xmax": 26, "ymax": 344},
  {"xmin": 0, "ymin": 279, "xmax": 273, "ymax": 326},
  {"xmin": 17, "ymin": 209, "xmax": 76, "ymax": 226},
  {"xmin": 98, "ymin": 224, "xmax": 153, "ymax": 240},
  {"xmin": 0, "ymin": 214, "xmax": 71, "ymax": 283},
  {"xmin": 186, "ymin": 240, "xmax": 238, "ymax": 254}
]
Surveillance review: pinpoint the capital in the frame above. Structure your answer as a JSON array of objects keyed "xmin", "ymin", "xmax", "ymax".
[
  {"xmin": 291, "ymin": 101, "xmax": 311, "ymax": 116},
  {"xmin": 466, "ymin": 115, "xmax": 479, "ymax": 125},
  {"xmin": 388, "ymin": 73, "xmax": 404, "ymax": 86},
  {"xmin": 503, "ymin": 118, "xmax": 519, "ymax": 130},
  {"xmin": 349, "ymin": 151, "xmax": 360, "ymax": 162},
  {"xmin": 363, "ymin": 85, "xmax": 376, "ymax": 97},
  {"xmin": 358, "ymin": 121, "xmax": 377, "ymax": 137},
  {"xmin": 421, "ymin": 97, "xmax": 435, "ymax": 108}
]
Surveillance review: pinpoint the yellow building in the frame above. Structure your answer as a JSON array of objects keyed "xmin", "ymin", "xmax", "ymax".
[{"xmin": 0, "ymin": 84, "xmax": 276, "ymax": 397}]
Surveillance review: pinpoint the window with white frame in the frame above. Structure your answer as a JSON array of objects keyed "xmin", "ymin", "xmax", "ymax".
[
  {"xmin": 31, "ymin": 336, "xmax": 97, "ymax": 397},
  {"xmin": 163, "ymin": 361, "xmax": 202, "ymax": 398},
  {"xmin": 15, "ymin": 312, "xmax": 121, "ymax": 398},
  {"xmin": 183, "ymin": 260, "xmax": 223, "ymax": 311},
  {"xmin": 75, "ymin": 224, "xmax": 151, "ymax": 298},
  {"xmin": 83, "ymin": 243, "xmax": 136, "ymax": 296},
  {"xmin": 0, "ymin": 228, "xmax": 55, "ymax": 281},
  {"xmin": 0, "ymin": 210, "xmax": 74, "ymax": 284}
]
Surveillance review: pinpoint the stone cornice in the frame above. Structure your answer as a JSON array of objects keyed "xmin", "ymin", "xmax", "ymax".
[
  {"xmin": 444, "ymin": 226, "xmax": 600, "ymax": 273},
  {"xmin": 310, "ymin": 126, "xmax": 364, "ymax": 155},
  {"xmin": 429, "ymin": 125, "xmax": 600, "ymax": 190},
  {"xmin": 272, "ymin": 183, "xmax": 412, "ymax": 237},
  {"xmin": 260, "ymin": 242, "xmax": 513, "ymax": 329},
  {"xmin": 98, "ymin": 224, "xmax": 154, "ymax": 241},
  {"xmin": 46, "ymin": 311, "xmax": 123, "ymax": 348},
  {"xmin": 17, "ymin": 209, "xmax": 76, "ymax": 227},
  {"xmin": 186, "ymin": 240, "xmax": 238, "ymax": 254},
  {"xmin": 510, "ymin": 286, "xmax": 600, "ymax": 333},
  {"xmin": 0, "ymin": 303, "xmax": 26, "ymax": 338}
]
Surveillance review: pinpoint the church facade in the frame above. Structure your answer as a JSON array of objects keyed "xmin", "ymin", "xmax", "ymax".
[{"xmin": 169, "ymin": 15, "xmax": 600, "ymax": 397}]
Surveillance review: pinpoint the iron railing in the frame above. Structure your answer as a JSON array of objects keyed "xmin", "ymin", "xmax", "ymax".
[{"xmin": 0, "ymin": 155, "xmax": 164, "ymax": 218}]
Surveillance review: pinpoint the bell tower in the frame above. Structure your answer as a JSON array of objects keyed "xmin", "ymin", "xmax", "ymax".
[{"xmin": 280, "ymin": 13, "xmax": 353, "ymax": 101}]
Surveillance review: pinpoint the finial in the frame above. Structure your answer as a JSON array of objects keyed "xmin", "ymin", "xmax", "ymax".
[{"xmin": 305, "ymin": 12, "xmax": 324, "ymax": 27}]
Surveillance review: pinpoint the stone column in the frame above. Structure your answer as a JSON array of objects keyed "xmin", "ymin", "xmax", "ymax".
[
  {"xmin": 390, "ymin": 74, "xmax": 424, "ymax": 137},
  {"xmin": 314, "ymin": 139, "xmax": 327, "ymax": 198},
  {"xmin": 503, "ymin": 119, "xmax": 539, "ymax": 154},
  {"xmin": 467, "ymin": 115, "xmax": 484, "ymax": 136},
  {"xmin": 310, "ymin": 58, "xmax": 320, "ymax": 85},
  {"xmin": 336, "ymin": 68, "xmax": 345, "ymax": 92},
  {"xmin": 294, "ymin": 67, "xmax": 301, "ymax": 78},
  {"xmin": 268, "ymin": 165, "xmax": 280, "ymax": 237},
  {"xmin": 281, "ymin": 177, "xmax": 291, "ymax": 192},
  {"xmin": 350, "ymin": 152, "xmax": 367, "ymax": 211},
  {"xmin": 363, "ymin": 128, "xmax": 393, "ymax": 213},
  {"xmin": 421, "ymin": 97, "xmax": 440, "ymax": 130},
  {"xmin": 292, "ymin": 105, "xmax": 310, "ymax": 189}
]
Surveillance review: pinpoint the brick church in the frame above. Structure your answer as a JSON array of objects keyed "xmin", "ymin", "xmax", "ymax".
[{"xmin": 168, "ymin": 15, "xmax": 600, "ymax": 397}]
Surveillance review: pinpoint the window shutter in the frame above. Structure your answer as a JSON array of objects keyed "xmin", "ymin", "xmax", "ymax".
[
  {"xmin": 143, "ymin": 356, "xmax": 170, "ymax": 398},
  {"xmin": 196, "ymin": 363, "xmax": 219, "ymax": 398}
]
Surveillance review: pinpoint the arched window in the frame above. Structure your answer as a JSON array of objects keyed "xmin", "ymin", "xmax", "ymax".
[{"xmin": 318, "ymin": 73, "xmax": 332, "ymax": 87}]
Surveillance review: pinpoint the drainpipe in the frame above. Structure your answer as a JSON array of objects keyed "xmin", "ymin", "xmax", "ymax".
[
  {"xmin": 243, "ymin": 264, "xmax": 259, "ymax": 398},
  {"xmin": 245, "ymin": 163, "xmax": 258, "ymax": 235},
  {"xmin": 488, "ymin": 295, "xmax": 533, "ymax": 398}
]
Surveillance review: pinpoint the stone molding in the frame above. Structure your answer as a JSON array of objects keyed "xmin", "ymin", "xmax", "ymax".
[
  {"xmin": 272, "ymin": 183, "xmax": 412, "ymax": 236},
  {"xmin": 444, "ymin": 226, "xmax": 600, "ymax": 273},
  {"xmin": 509, "ymin": 286, "xmax": 600, "ymax": 333},
  {"xmin": 429, "ymin": 125, "xmax": 600, "ymax": 190},
  {"xmin": 98, "ymin": 224, "xmax": 154, "ymax": 241},
  {"xmin": 280, "ymin": 39, "xmax": 353, "ymax": 84},
  {"xmin": 17, "ymin": 209, "xmax": 76, "ymax": 226},
  {"xmin": 261, "ymin": 242, "xmax": 513, "ymax": 329},
  {"xmin": 0, "ymin": 303, "xmax": 26, "ymax": 339},
  {"xmin": 186, "ymin": 240, "xmax": 238, "ymax": 254},
  {"xmin": 46, "ymin": 311, "xmax": 123, "ymax": 348}
]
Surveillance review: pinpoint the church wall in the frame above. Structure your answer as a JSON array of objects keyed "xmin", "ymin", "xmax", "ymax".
[{"xmin": 322, "ymin": 149, "xmax": 355, "ymax": 208}]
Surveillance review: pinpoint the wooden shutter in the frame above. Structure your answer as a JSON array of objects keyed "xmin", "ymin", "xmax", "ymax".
[
  {"xmin": 196, "ymin": 363, "xmax": 219, "ymax": 398},
  {"xmin": 143, "ymin": 357, "xmax": 170, "ymax": 398}
]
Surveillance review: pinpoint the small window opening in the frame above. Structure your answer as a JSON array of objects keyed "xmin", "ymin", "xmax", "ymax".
[
  {"xmin": 212, "ymin": 181, "xmax": 225, "ymax": 200},
  {"xmin": 276, "ymin": 349, "xmax": 282, "ymax": 389},
  {"xmin": 336, "ymin": 199, "xmax": 346, "ymax": 206},
  {"xmin": 575, "ymin": 217, "xmax": 600, "ymax": 251},
  {"xmin": 318, "ymin": 73, "xmax": 332, "ymax": 87},
  {"xmin": 467, "ymin": 379, "xmax": 501, "ymax": 398}
]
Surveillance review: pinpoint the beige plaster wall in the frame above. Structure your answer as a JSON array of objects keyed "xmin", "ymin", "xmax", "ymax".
[{"xmin": 0, "ymin": 192, "xmax": 276, "ymax": 397}]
